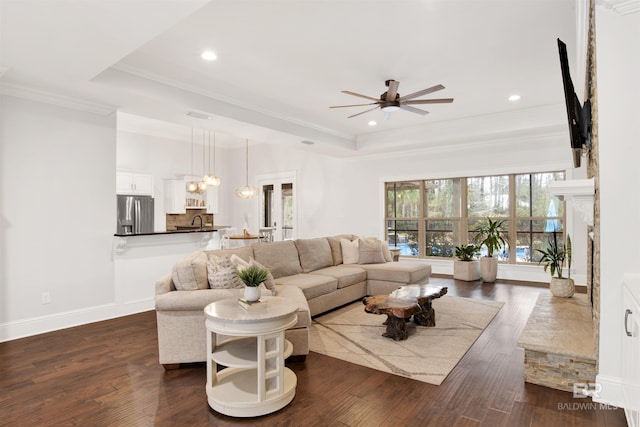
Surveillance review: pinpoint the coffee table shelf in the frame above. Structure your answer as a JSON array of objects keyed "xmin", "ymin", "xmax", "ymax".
[{"xmin": 204, "ymin": 297, "xmax": 298, "ymax": 417}]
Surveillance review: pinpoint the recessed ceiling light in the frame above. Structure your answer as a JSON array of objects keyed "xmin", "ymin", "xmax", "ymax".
[
  {"xmin": 368, "ymin": 120, "xmax": 377, "ymax": 126},
  {"xmin": 509, "ymin": 94, "xmax": 521, "ymax": 101},
  {"xmin": 201, "ymin": 50, "xmax": 217, "ymax": 61}
]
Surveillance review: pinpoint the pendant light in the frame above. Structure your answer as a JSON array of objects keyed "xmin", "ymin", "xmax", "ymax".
[
  {"xmin": 235, "ymin": 139, "xmax": 258, "ymax": 199},
  {"xmin": 186, "ymin": 128, "xmax": 200, "ymax": 193},
  {"xmin": 203, "ymin": 130, "xmax": 221, "ymax": 187},
  {"xmin": 197, "ymin": 129, "xmax": 207, "ymax": 192}
]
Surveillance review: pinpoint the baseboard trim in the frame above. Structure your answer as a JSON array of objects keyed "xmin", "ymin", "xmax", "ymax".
[
  {"xmin": 0, "ymin": 298, "xmax": 154, "ymax": 343},
  {"xmin": 593, "ymin": 373, "xmax": 626, "ymax": 408}
]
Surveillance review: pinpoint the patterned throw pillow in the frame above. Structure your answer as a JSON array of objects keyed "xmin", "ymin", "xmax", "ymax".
[{"xmin": 207, "ymin": 255, "xmax": 243, "ymax": 289}]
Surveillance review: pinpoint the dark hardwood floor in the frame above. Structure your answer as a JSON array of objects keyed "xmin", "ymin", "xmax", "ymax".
[{"xmin": 0, "ymin": 278, "xmax": 627, "ymax": 426}]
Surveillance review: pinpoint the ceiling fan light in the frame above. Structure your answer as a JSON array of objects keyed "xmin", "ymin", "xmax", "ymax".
[{"xmin": 381, "ymin": 105, "xmax": 400, "ymax": 112}]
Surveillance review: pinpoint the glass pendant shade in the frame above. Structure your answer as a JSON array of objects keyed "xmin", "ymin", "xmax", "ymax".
[
  {"xmin": 235, "ymin": 138, "xmax": 258, "ymax": 199},
  {"xmin": 204, "ymin": 131, "xmax": 221, "ymax": 187},
  {"xmin": 235, "ymin": 185, "xmax": 258, "ymax": 199},
  {"xmin": 204, "ymin": 174, "xmax": 221, "ymax": 187},
  {"xmin": 186, "ymin": 181, "xmax": 199, "ymax": 193},
  {"xmin": 197, "ymin": 180, "xmax": 208, "ymax": 192}
]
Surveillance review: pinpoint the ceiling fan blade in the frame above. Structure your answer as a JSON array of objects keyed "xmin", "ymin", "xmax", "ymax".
[
  {"xmin": 399, "ymin": 105, "xmax": 430, "ymax": 116},
  {"xmin": 403, "ymin": 98, "xmax": 454, "ymax": 105},
  {"xmin": 385, "ymin": 80, "xmax": 399, "ymax": 101},
  {"xmin": 329, "ymin": 102, "xmax": 378, "ymax": 109},
  {"xmin": 347, "ymin": 106, "xmax": 380, "ymax": 119},
  {"xmin": 341, "ymin": 90, "xmax": 379, "ymax": 102},
  {"xmin": 399, "ymin": 84, "xmax": 445, "ymax": 102}
]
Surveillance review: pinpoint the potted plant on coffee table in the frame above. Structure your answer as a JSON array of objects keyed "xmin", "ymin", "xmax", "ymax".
[
  {"xmin": 536, "ymin": 230, "xmax": 574, "ymax": 298},
  {"xmin": 237, "ymin": 265, "xmax": 270, "ymax": 302},
  {"xmin": 453, "ymin": 244, "xmax": 481, "ymax": 281},
  {"xmin": 473, "ymin": 217, "xmax": 506, "ymax": 283}
]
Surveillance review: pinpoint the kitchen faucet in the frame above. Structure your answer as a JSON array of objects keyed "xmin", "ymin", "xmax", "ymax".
[{"xmin": 191, "ymin": 215, "xmax": 204, "ymax": 229}]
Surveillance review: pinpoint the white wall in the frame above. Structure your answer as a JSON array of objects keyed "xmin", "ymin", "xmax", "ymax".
[
  {"xmin": 0, "ymin": 95, "xmax": 117, "ymax": 339},
  {"xmin": 595, "ymin": 6, "xmax": 640, "ymax": 407}
]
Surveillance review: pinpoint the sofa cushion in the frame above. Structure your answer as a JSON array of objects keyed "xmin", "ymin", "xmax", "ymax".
[
  {"xmin": 274, "ymin": 273, "xmax": 338, "ymax": 300},
  {"xmin": 253, "ymin": 240, "xmax": 302, "ymax": 278},
  {"xmin": 274, "ymin": 284, "xmax": 312, "ymax": 328},
  {"xmin": 155, "ymin": 286, "xmax": 273, "ymax": 311},
  {"xmin": 309, "ymin": 265, "xmax": 367, "ymax": 289},
  {"xmin": 295, "ymin": 238, "xmax": 333, "ymax": 273},
  {"xmin": 172, "ymin": 251, "xmax": 208, "ymax": 291},
  {"xmin": 358, "ymin": 238, "xmax": 386, "ymax": 264},
  {"xmin": 359, "ymin": 261, "xmax": 432, "ymax": 284},
  {"xmin": 326, "ymin": 234, "xmax": 356, "ymax": 265},
  {"xmin": 207, "ymin": 255, "xmax": 243, "ymax": 289},
  {"xmin": 341, "ymin": 238, "xmax": 359, "ymax": 264}
]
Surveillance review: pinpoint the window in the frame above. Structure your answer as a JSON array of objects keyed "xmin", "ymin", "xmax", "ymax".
[{"xmin": 384, "ymin": 171, "xmax": 565, "ymax": 264}]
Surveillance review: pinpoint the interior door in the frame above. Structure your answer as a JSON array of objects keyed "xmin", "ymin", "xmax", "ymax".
[{"xmin": 258, "ymin": 173, "xmax": 296, "ymax": 241}]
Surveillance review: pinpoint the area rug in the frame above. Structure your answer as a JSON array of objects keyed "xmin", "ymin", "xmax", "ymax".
[{"xmin": 309, "ymin": 296, "xmax": 504, "ymax": 385}]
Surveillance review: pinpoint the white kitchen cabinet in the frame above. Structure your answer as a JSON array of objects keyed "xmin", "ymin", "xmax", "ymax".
[
  {"xmin": 164, "ymin": 179, "xmax": 186, "ymax": 214},
  {"xmin": 116, "ymin": 172, "xmax": 154, "ymax": 195},
  {"xmin": 623, "ymin": 276, "xmax": 640, "ymax": 427},
  {"xmin": 206, "ymin": 187, "xmax": 219, "ymax": 214}
]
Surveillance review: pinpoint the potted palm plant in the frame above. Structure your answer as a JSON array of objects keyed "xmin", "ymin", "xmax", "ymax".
[
  {"xmin": 473, "ymin": 217, "xmax": 506, "ymax": 282},
  {"xmin": 237, "ymin": 265, "xmax": 269, "ymax": 302},
  {"xmin": 453, "ymin": 244, "xmax": 481, "ymax": 281},
  {"xmin": 536, "ymin": 230, "xmax": 574, "ymax": 297}
]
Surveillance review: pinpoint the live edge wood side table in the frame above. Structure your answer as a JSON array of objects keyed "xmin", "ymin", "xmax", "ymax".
[
  {"xmin": 363, "ymin": 284, "xmax": 448, "ymax": 341},
  {"xmin": 204, "ymin": 297, "xmax": 298, "ymax": 417}
]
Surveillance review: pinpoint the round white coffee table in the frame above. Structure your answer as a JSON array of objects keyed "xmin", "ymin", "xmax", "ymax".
[{"xmin": 204, "ymin": 296, "xmax": 298, "ymax": 417}]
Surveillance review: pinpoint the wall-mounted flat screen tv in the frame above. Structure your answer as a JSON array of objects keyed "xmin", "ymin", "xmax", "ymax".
[{"xmin": 557, "ymin": 38, "xmax": 591, "ymax": 168}]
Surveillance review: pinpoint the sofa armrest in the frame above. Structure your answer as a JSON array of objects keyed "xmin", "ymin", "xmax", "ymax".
[{"xmin": 156, "ymin": 274, "xmax": 174, "ymax": 295}]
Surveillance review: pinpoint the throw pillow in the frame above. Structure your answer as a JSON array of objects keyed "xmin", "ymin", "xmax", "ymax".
[
  {"xmin": 358, "ymin": 238, "xmax": 386, "ymax": 264},
  {"xmin": 229, "ymin": 254, "xmax": 277, "ymax": 294},
  {"xmin": 249, "ymin": 258, "xmax": 277, "ymax": 294},
  {"xmin": 382, "ymin": 243, "xmax": 393, "ymax": 262},
  {"xmin": 341, "ymin": 238, "xmax": 360, "ymax": 264},
  {"xmin": 207, "ymin": 255, "xmax": 243, "ymax": 289},
  {"xmin": 172, "ymin": 251, "xmax": 208, "ymax": 291}
]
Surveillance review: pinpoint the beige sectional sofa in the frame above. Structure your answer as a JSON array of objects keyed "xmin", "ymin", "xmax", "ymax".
[{"xmin": 155, "ymin": 234, "xmax": 431, "ymax": 368}]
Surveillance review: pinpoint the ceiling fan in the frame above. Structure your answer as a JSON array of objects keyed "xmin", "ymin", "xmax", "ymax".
[{"xmin": 330, "ymin": 79, "xmax": 453, "ymax": 119}]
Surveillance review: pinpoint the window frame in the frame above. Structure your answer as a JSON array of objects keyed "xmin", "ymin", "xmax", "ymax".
[{"xmin": 384, "ymin": 171, "xmax": 565, "ymax": 264}]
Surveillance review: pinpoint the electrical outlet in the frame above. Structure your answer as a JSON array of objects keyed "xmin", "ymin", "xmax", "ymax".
[{"xmin": 41, "ymin": 292, "xmax": 51, "ymax": 304}]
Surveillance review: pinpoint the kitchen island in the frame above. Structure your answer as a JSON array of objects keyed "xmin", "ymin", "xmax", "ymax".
[{"xmin": 112, "ymin": 229, "xmax": 223, "ymax": 316}]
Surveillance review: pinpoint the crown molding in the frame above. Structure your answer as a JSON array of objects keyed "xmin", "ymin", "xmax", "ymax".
[
  {"xmin": 0, "ymin": 82, "xmax": 115, "ymax": 115},
  {"xmin": 110, "ymin": 63, "xmax": 354, "ymax": 143},
  {"xmin": 599, "ymin": 0, "xmax": 640, "ymax": 14}
]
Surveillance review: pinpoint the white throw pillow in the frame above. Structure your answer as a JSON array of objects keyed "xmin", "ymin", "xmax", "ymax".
[{"xmin": 341, "ymin": 238, "xmax": 360, "ymax": 264}]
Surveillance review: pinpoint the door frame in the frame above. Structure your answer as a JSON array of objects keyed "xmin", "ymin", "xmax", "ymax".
[{"xmin": 256, "ymin": 171, "xmax": 297, "ymax": 241}]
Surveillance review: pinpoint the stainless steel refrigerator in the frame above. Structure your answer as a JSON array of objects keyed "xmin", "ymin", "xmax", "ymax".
[{"xmin": 117, "ymin": 195, "xmax": 154, "ymax": 234}]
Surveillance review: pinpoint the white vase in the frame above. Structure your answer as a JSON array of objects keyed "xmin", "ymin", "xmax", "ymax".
[
  {"xmin": 480, "ymin": 257, "xmax": 498, "ymax": 282},
  {"xmin": 550, "ymin": 277, "xmax": 575, "ymax": 298},
  {"xmin": 244, "ymin": 286, "xmax": 260, "ymax": 302}
]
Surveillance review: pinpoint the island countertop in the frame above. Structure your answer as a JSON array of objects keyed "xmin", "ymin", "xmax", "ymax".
[{"xmin": 113, "ymin": 227, "xmax": 226, "ymax": 237}]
